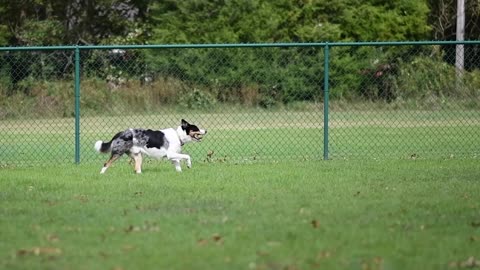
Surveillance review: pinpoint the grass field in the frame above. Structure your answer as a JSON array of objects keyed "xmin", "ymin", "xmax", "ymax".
[
  {"xmin": 1, "ymin": 159, "xmax": 480, "ymax": 270},
  {"xmin": 1, "ymin": 109, "xmax": 480, "ymax": 269},
  {"xmin": 1, "ymin": 109, "xmax": 480, "ymax": 165}
]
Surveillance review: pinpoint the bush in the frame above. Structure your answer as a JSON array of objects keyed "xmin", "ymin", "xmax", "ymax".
[{"xmin": 177, "ymin": 88, "xmax": 217, "ymax": 110}]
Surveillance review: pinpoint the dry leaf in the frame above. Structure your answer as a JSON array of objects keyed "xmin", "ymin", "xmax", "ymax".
[
  {"xmin": 256, "ymin": 250, "xmax": 269, "ymax": 256},
  {"xmin": 17, "ymin": 247, "xmax": 62, "ymax": 256},
  {"xmin": 212, "ymin": 234, "xmax": 222, "ymax": 242},
  {"xmin": 471, "ymin": 221, "xmax": 480, "ymax": 228},
  {"xmin": 212, "ymin": 233, "xmax": 224, "ymax": 245},
  {"xmin": 74, "ymin": 194, "xmax": 88, "ymax": 203},
  {"xmin": 460, "ymin": 256, "xmax": 480, "ymax": 268},
  {"xmin": 122, "ymin": 245, "xmax": 136, "ymax": 252},
  {"xmin": 46, "ymin": 234, "xmax": 60, "ymax": 243},
  {"xmin": 317, "ymin": 251, "xmax": 331, "ymax": 259},
  {"xmin": 470, "ymin": 236, "xmax": 480, "ymax": 242},
  {"xmin": 124, "ymin": 225, "xmax": 140, "ymax": 233},
  {"xmin": 197, "ymin": 238, "xmax": 208, "ymax": 246}
]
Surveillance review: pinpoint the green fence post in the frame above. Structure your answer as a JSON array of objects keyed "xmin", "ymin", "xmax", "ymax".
[
  {"xmin": 74, "ymin": 46, "xmax": 81, "ymax": 164},
  {"xmin": 323, "ymin": 43, "xmax": 330, "ymax": 160}
]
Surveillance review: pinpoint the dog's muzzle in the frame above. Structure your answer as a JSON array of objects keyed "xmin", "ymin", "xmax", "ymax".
[{"xmin": 191, "ymin": 130, "xmax": 207, "ymax": 141}]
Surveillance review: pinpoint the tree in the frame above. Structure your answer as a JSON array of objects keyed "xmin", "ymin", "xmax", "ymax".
[
  {"xmin": 0, "ymin": 0, "xmax": 150, "ymax": 46},
  {"xmin": 148, "ymin": 0, "xmax": 430, "ymax": 44},
  {"xmin": 428, "ymin": 0, "xmax": 480, "ymax": 70},
  {"xmin": 428, "ymin": 0, "xmax": 480, "ymax": 41}
]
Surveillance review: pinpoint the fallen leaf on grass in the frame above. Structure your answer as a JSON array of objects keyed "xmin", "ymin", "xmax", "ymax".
[
  {"xmin": 124, "ymin": 222, "xmax": 160, "ymax": 233},
  {"xmin": 17, "ymin": 247, "xmax": 62, "ymax": 257},
  {"xmin": 267, "ymin": 241, "xmax": 281, "ymax": 247},
  {"xmin": 256, "ymin": 250, "xmax": 269, "ymax": 257},
  {"xmin": 471, "ymin": 221, "xmax": 480, "ymax": 228},
  {"xmin": 361, "ymin": 257, "xmax": 384, "ymax": 270},
  {"xmin": 470, "ymin": 236, "xmax": 480, "ymax": 242},
  {"xmin": 122, "ymin": 245, "xmax": 136, "ymax": 252},
  {"xmin": 46, "ymin": 234, "xmax": 60, "ymax": 243},
  {"xmin": 197, "ymin": 238, "xmax": 208, "ymax": 246},
  {"xmin": 317, "ymin": 250, "xmax": 332, "ymax": 259},
  {"xmin": 124, "ymin": 225, "xmax": 140, "ymax": 233},
  {"xmin": 449, "ymin": 256, "xmax": 480, "ymax": 268},
  {"xmin": 311, "ymin": 219, "xmax": 320, "ymax": 229},
  {"xmin": 212, "ymin": 233, "xmax": 224, "ymax": 245},
  {"xmin": 74, "ymin": 194, "xmax": 89, "ymax": 203},
  {"xmin": 42, "ymin": 200, "xmax": 59, "ymax": 206},
  {"xmin": 197, "ymin": 234, "xmax": 224, "ymax": 246},
  {"xmin": 461, "ymin": 257, "xmax": 480, "ymax": 268}
]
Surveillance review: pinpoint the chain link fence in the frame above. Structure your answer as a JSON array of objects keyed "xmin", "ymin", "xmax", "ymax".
[{"xmin": 1, "ymin": 42, "xmax": 479, "ymax": 166}]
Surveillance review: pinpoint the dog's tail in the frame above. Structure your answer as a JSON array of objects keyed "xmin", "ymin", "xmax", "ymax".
[{"xmin": 94, "ymin": 140, "xmax": 112, "ymax": 153}]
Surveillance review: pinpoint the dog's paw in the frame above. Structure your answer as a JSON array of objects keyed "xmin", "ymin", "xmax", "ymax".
[{"xmin": 186, "ymin": 159, "xmax": 192, "ymax": 168}]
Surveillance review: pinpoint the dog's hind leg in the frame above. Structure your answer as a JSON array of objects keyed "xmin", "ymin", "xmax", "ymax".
[
  {"xmin": 131, "ymin": 153, "xmax": 143, "ymax": 174},
  {"xmin": 100, "ymin": 153, "xmax": 121, "ymax": 174}
]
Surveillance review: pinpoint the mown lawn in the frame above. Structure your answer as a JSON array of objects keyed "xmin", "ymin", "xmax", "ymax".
[
  {"xmin": 1, "ymin": 159, "xmax": 480, "ymax": 270},
  {"xmin": 1, "ymin": 109, "xmax": 480, "ymax": 165}
]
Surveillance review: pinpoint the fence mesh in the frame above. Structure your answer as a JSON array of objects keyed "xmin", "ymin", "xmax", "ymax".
[
  {"xmin": 0, "ymin": 43, "xmax": 479, "ymax": 167},
  {"xmin": 329, "ymin": 44, "xmax": 480, "ymax": 159}
]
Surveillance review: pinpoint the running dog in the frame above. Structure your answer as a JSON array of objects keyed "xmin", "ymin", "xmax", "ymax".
[{"xmin": 94, "ymin": 119, "xmax": 207, "ymax": 174}]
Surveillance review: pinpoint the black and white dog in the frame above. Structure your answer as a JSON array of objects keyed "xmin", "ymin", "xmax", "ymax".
[{"xmin": 94, "ymin": 119, "xmax": 207, "ymax": 174}]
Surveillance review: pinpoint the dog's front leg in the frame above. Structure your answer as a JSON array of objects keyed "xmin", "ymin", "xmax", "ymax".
[
  {"xmin": 171, "ymin": 159, "xmax": 182, "ymax": 172},
  {"xmin": 167, "ymin": 152, "xmax": 191, "ymax": 172}
]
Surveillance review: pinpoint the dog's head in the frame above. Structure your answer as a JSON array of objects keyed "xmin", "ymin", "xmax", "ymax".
[{"xmin": 178, "ymin": 119, "xmax": 207, "ymax": 144}]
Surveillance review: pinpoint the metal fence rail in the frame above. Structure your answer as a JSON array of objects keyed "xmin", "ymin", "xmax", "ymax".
[{"xmin": 0, "ymin": 41, "xmax": 479, "ymax": 166}]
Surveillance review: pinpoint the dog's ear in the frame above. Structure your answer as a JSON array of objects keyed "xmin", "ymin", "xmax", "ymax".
[{"xmin": 181, "ymin": 119, "xmax": 189, "ymax": 130}]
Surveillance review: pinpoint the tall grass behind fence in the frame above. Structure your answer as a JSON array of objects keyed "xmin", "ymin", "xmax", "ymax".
[{"xmin": 0, "ymin": 42, "xmax": 479, "ymax": 166}]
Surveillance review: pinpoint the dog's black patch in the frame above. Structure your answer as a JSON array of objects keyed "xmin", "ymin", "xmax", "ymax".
[{"xmin": 143, "ymin": 129, "xmax": 166, "ymax": 149}]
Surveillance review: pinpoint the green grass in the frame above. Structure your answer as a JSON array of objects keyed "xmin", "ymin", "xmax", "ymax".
[
  {"xmin": 1, "ymin": 109, "xmax": 480, "ymax": 165},
  {"xmin": 1, "ymin": 159, "xmax": 480, "ymax": 270}
]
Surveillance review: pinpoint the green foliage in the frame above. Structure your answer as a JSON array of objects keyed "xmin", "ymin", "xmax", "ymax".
[
  {"xmin": 148, "ymin": 0, "xmax": 430, "ymax": 44},
  {"xmin": 16, "ymin": 20, "xmax": 64, "ymax": 46},
  {"xmin": 178, "ymin": 88, "xmax": 217, "ymax": 110},
  {"xmin": 2, "ymin": 0, "xmax": 480, "ymax": 111},
  {"xmin": 0, "ymin": 25, "xmax": 9, "ymax": 46},
  {"xmin": 341, "ymin": 0, "xmax": 431, "ymax": 41},
  {"xmin": 0, "ymin": 0, "xmax": 150, "ymax": 46},
  {"xmin": 391, "ymin": 54, "xmax": 480, "ymax": 109}
]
